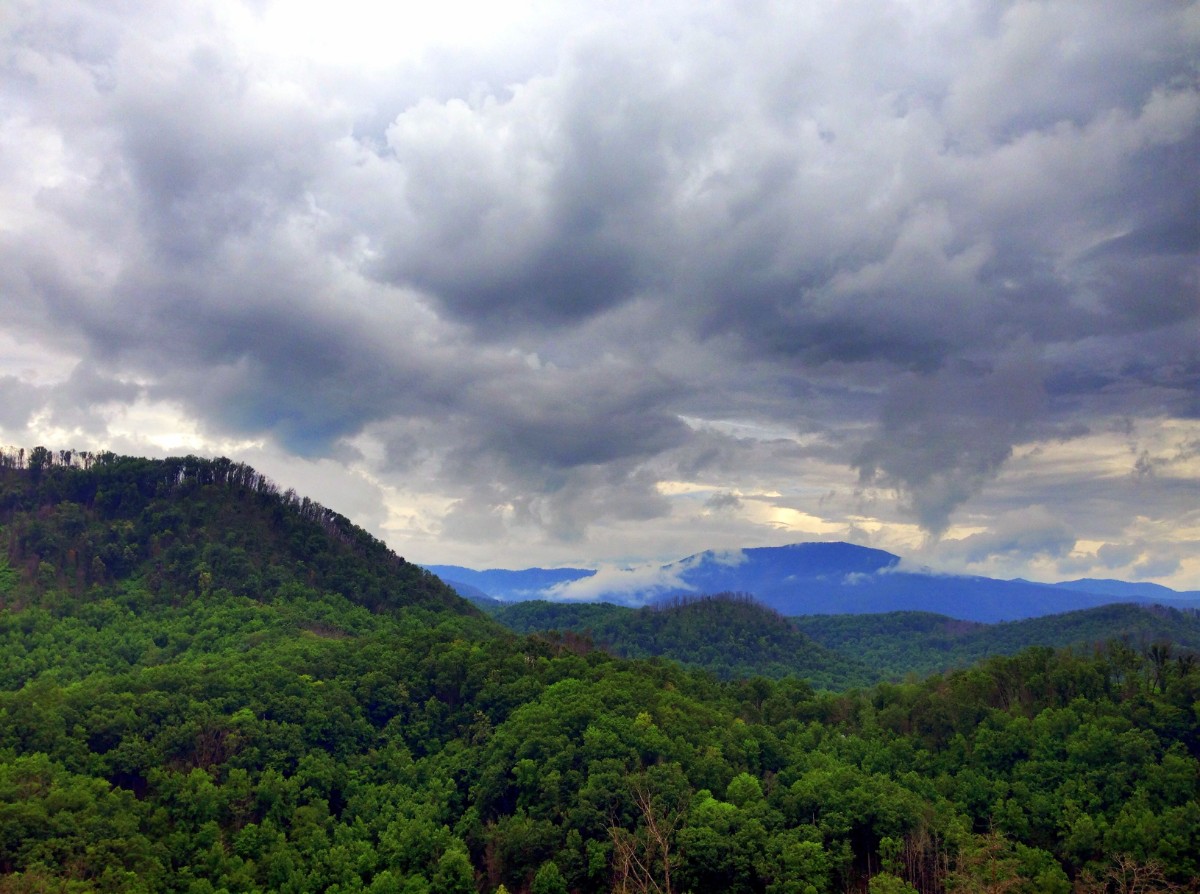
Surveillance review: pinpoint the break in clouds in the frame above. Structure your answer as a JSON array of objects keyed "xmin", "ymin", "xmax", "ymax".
[{"xmin": 1, "ymin": 0, "xmax": 1197, "ymax": 584}]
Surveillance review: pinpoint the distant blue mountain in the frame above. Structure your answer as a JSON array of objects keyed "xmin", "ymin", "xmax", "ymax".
[
  {"xmin": 423, "ymin": 565, "xmax": 594, "ymax": 602},
  {"xmin": 660, "ymin": 546, "xmax": 1130, "ymax": 621},
  {"xmin": 435, "ymin": 577, "xmax": 505, "ymax": 610},
  {"xmin": 679, "ymin": 542, "xmax": 900, "ymax": 587},
  {"xmin": 1050, "ymin": 578, "xmax": 1200, "ymax": 601},
  {"xmin": 423, "ymin": 543, "xmax": 1200, "ymax": 623}
]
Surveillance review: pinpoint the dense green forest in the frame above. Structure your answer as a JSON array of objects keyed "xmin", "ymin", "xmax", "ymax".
[
  {"xmin": 793, "ymin": 606, "xmax": 1200, "ymax": 683},
  {"xmin": 0, "ymin": 447, "xmax": 463, "ymax": 618},
  {"xmin": 490, "ymin": 596, "xmax": 872, "ymax": 689},
  {"xmin": 490, "ymin": 597, "xmax": 1200, "ymax": 688},
  {"xmin": 1, "ymin": 451, "xmax": 1198, "ymax": 893}
]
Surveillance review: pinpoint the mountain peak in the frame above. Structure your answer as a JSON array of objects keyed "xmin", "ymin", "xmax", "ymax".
[
  {"xmin": 0, "ymin": 450, "xmax": 469, "ymax": 616},
  {"xmin": 425, "ymin": 540, "xmax": 1199, "ymax": 622}
]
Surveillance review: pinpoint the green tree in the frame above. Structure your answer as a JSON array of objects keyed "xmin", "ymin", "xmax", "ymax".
[
  {"xmin": 531, "ymin": 861, "xmax": 568, "ymax": 894},
  {"xmin": 432, "ymin": 846, "xmax": 474, "ymax": 894},
  {"xmin": 869, "ymin": 873, "xmax": 918, "ymax": 894}
]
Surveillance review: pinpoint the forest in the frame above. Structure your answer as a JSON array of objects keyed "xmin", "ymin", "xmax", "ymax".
[
  {"xmin": 488, "ymin": 598, "xmax": 1200, "ymax": 687},
  {"xmin": 0, "ymin": 450, "xmax": 1197, "ymax": 893}
]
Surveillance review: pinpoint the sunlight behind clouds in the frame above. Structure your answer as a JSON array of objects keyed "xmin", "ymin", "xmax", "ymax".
[{"xmin": 241, "ymin": 0, "xmax": 543, "ymax": 70}]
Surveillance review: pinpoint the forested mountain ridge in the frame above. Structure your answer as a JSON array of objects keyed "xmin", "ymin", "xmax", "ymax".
[
  {"xmin": 0, "ymin": 448, "xmax": 468, "ymax": 616},
  {"xmin": 795, "ymin": 604, "xmax": 1200, "ymax": 682},
  {"xmin": 492, "ymin": 594, "xmax": 873, "ymax": 689},
  {"xmin": 491, "ymin": 595, "xmax": 1200, "ymax": 688},
  {"xmin": 1, "ymin": 449, "xmax": 1199, "ymax": 893}
]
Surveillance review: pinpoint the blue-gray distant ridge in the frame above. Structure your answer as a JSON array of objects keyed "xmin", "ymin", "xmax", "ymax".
[
  {"xmin": 423, "ymin": 565, "xmax": 595, "ymax": 603},
  {"xmin": 424, "ymin": 543, "xmax": 1200, "ymax": 623},
  {"xmin": 1049, "ymin": 578, "xmax": 1200, "ymax": 601}
]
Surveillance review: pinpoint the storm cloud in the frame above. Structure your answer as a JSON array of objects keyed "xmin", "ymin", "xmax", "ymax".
[{"xmin": 1, "ymin": 0, "xmax": 1197, "ymax": 585}]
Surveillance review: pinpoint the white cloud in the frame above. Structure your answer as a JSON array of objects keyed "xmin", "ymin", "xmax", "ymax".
[{"xmin": 546, "ymin": 561, "xmax": 693, "ymax": 603}]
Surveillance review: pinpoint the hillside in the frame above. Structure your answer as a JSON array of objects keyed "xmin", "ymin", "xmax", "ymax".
[
  {"xmin": 0, "ymin": 449, "xmax": 468, "ymax": 617},
  {"xmin": 493, "ymin": 594, "xmax": 873, "ymax": 689},
  {"xmin": 1, "ymin": 450, "xmax": 1198, "ymax": 892},
  {"xmin": 493, "ymin": 596, "xmax": 1200, "ymax": 687},
  {"xmin": 795, "ymin": 603, "xmax": 1200, "ymax": 681}
]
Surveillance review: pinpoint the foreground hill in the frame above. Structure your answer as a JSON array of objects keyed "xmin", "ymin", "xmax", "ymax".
[
  {"xmin": 2, "ymin": 450, "xmax": 1199, "ymax": 892},
  {"xmin": 0, "ymin": 449, "xmax": 467, "ymax": 617},
  {"xmin": 795, "ymin": 603, "xmax": 1200, "ymax": 681},
  {"xmin": 492, "ymin": 594, "xmax": 873, "ymax": 689},
  {"xmin": 430, "ymin": 543, "xmax": 1200, "ymax": 622}
]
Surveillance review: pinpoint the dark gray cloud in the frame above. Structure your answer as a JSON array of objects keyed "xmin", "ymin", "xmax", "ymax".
[
  {"xmin": 0, "ymin": 377, "xmax": 45, "ymax": 430},
  {"xmin": 705, "ymin": 492, "xmax": 743, "ymax": 513},
  {"xmin": 934, "ymin": 507, "xmax": 1077, "ymax": 565},
  {"xmin": 854, "ymin": 354, "xmax": 1049, "ymax": 535},
  {"xmin": 1, "ymin": 0, "xmax": 1197, "ymax": 582}
]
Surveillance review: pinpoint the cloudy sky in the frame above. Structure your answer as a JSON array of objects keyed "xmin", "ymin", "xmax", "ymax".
[{"xmin": 2, "ymin": 0, "xmax": 1198, "ymax": 587}]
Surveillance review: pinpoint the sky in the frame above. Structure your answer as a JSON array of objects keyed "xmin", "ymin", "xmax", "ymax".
[{"xmin": 1, "ymin": 0, "xmax": 1198, "ymax": 588}]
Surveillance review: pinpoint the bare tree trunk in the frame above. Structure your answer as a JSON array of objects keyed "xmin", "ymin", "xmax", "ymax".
[{"xmin": 608, "ymin": 780, "xmax": 680, "ymax": 894}]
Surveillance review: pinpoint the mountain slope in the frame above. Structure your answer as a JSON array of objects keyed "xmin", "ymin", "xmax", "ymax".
[
  {"xmin": 493, "ymin": 596, "xmax": 1200, "ymax": 686},
  {"xmin": 0, "ymin": 450, "xmax": 470, "ymax": 617},
  {"xmin": 1051, "ymin": 578, "xmax": 1200, "ymax": 601},
  {"xmin": 493, "ymin": 593, "xmax": 872, "ymax": 688},
  {"xmin": 795, "ymin": 603, "xmax": 1200, "ymax": 680}
]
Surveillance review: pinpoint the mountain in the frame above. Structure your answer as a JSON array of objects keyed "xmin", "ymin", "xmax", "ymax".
[
  {"xmin": 428, "ymin": 542, "xmax": 1199, "ymax": 622},
  {"xmin": 439, "ymin": 577, "xmax": 507, "ymax": 610},
  {"xmin": 492, "ymin": 593, "xmax": 872, "ymax": 689},
  {"xmin": 493, "ymin": 596, "xmax": 1200, "ymax": 686},
  {"xmin": 423, "ymin": 563, "xmax": 595, "ymax": 601},
  {"xmin": 794, "ymin": 603, "xmax": 1200, "ymax": 681},
  {"xmin": 0, "ymin": 450, "xmax": 470, "ymax": 617},
  {"xmin": 2, "ymin": 450, "xmax": 1199, "ymax": 891},
  {"xmin": 1050, "ymin": 578, "xmax": 1200, "ymax": 601}
]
